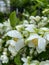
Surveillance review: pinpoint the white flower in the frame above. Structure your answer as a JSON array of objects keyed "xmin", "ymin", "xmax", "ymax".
[
  {"xmin": 42, "ymin": 9, "xmax": 49, "ymax": 14},
  {"xmin": 38, "ymin": 27, "xmax": 49, "ymax": 35},
  {"xmin": 38, "ymin": 29, "xmax": 44, "ymax": 35},
  {"xmin": 40, "ymin": 27, "xmax": 49, "ymax": 32},
  {"xmin": 21, "ymin": 57, "xmax": 27, "ymax": 63},
  {"xmin": 6, "ymin": 30, "xmax": 22, "ymax": 39},
  {"xmin": 16, "ymin": 25, "xmax": 24, "ymax": 31},
  {"xmin": 26, "ymin": 34, "xmax": 46, "ymax": 53},
  {"xmin": 8, "ymin": 45, "xmax": 17, "ymax": 56},
  {"xmin": 36, "ymin": 37, "xmax": 46, "ymax": 53},
  {"xmin": 21, "ymin": 56, "xmax": 31, "ymax": 65},
  {"xmin": 45, "ymin": 60, "xmax": 49, "ymax": 65},
  {"xmin": 40, "ymin": 60, "xmax": 49, "ymax": 65},
  {"xmin": 6, "ymin": 39, "xmax": 24, "ymax": 56},
  {"xmin": 27, "ymin": 34, "xmax": 39, "ymax": 41},
  {"xmin": 29, "ymin": 16, "xmax": 35, "ymax": 20},
  {"xmin": 0, "ymin": 54, "xmax": 8, "ymax": 63},
  {"xmin": 3, "ymin": 19, "xmax": 12, "ymax": 32},
  {"xmin": 3, "ymin": 52, "xmax": 7, "ymax": 55},
  {"xmin": 30, "ymin": 20, "xmax": 36, "ymax": 24},
  {"xmin": 23, "ymin": 13, "xmax": 29, "ymax": 17},
  {"xmin": 0, "ymin": 23, "xmax": 3, "ymax": 28},
  {"xmin": 3, "ymin": 48, "xmax": 7, "ymax": 55},
  {"xmin": 25, "ymin": 24, "xmax": 36, "ymax": 32},
  {"xmin": 38, "ymin": 21, "xmax": 47, "ymax": 27},
  {"xmin": 26, "ymin": 34, "xmax": 39, "ymax": 47},
  {"xmin": 42, "ymin": 16, "xmax": 47, "ymax": 21},
  {"xmin": 22, "ymin": 57, "xmax": 39, "ymax": 65},
  {"xmin": 23, "ymin": 20, "xmax": 29, "ymax": 24},
  {"xmin": 44, "ymin": 33, "xmax": 49, "ymax": 42},
  {"xmin": 22, "ymin": 30, "xmax": 29, "ymax": 38},
  {"xmin": 40, "ymin": 61, "xmax": 45, "ymax": 65},
  {"xmin": 38, "ymin": 17, "xmax": 48, "ymax": 27},
  {"xmin": 21, "ymin": 57, "xmax": 28, "ymax": 65},
  {"xmin": 29, "ymin": 16, "xmax": 36, "ymax": 24},
  {"xmin": 35, "ymin": 16, "xmax": 41, "ymax": 22},
  {"xmin": 3, "ymin": 19, "xmax": 11, "ymax": 27},
  {"xmin": 31, "ymin": 60, "xmax": 39, "ymax": 65}
]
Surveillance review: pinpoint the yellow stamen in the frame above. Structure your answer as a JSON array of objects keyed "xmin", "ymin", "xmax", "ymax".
[
  {"xmin": 13, "ymin": 38, "xmax": 18, "ymax": 42},
  {"xmin": 32, "ymin": 38, "xmax": 38, "ymax": 46}
]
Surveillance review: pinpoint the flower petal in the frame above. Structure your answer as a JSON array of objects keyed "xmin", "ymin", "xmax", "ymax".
[{"xmin": 6, "ymin": 30, "xmax": 22, "ymax": 38}]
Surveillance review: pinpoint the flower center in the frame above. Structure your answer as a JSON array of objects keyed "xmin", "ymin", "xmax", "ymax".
[
  {"xmin": 32, "ymin": 38, "xmax": 38, "ymax": 46},
  {"xmin": 13, "ymin": 38, "xmax": 18, "ymax": 42}
]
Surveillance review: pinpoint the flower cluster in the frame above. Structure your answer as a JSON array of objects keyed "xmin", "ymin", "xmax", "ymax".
[
  {"xmin": 0, "ymin": 16, "xmax": 49, "ymax": 65},
  {"xmin": 22, "ymin": 57, "xmax": 49, "ymax": 65}
]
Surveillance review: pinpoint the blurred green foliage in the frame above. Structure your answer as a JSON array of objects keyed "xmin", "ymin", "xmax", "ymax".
[
  {"xmin": 10, "ymin": 0, "xmax": 49, "ymax": 16},
  {"xmin": 9, "ymin": 11, "xmax": 20, "ymax": 29},
  {"xmin": 0, "ymin": 12, "xmax": 10, "ymax": 23},
  {"xmin": 0, "ymin": 0, "xmax": 49, "ymax": 23},
  {"xmin": 0, "ymin": 12, "xmax": 5, "ymax": 23}
]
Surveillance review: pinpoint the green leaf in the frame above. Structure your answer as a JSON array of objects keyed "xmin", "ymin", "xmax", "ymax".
[
  {"xmin": 14, "ymin": 53, "xmax": 22, "ymax": 65},
  {"xmin": 9, "ymin": 11, "xmax": 20, "ymax": 28}
]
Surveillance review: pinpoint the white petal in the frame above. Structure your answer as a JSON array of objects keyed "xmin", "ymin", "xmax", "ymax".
[
  {"xmin": 15, "ymin": 39, "xmax": 25, "ymax": 52},
  {"xmin": 40, "ymin": 27, "xmax": 49, "ymax": 31},
  {"xmin": 3, "ymin": 19, "xmax": 11, "ymax": 27},
  {"xmin": 44, "ymin": 33, "xmax": 49, "ymax": 41},
  {"xmin": 6, "ymin": 30, "xmax": 22, "ymax": 38},
  {"xmin": 29, "ymin": 16, "xmax": 35, "ymax": 20},
  {"xmin": 23, "ymin": 20, "xmax": 28, "ymax": 24},
  {"xmin": 35, "ymin": 16, "xmax": 41, "ymax": 21},
  {"xmin": 31, "ymin": 60, "xmax": 39, "ymax": 65},
  {"xmin": 25, "ymin": 24, "xmax": 36, "ymax": 32},
  {"xmin": 40, "ymin": 61, "xmax": 45, "ymax": 65},
  {"xmin": 28, "ymin": 41, "xmax": 35, "ymax": 47},
  {"xmin": 7, "ymin": 39, "xmax": 25, "ymax": 56},
  {"xmin": 23, "ymin": 63, "xmax": 28, "ymax": 65},
  {"xmin": 1, "ymin": 55, "xmax": 8, "ymax": 63},
  {"xmin": 0, "ymin": 23, "xmax": 3, "ymax": 28},
  {"xmin": 16, "ymin": 25, "xmax": 24, "ymax": 31},
  {"xmin": 21, "ymin": 57, "xmax": 27, "ymax": 63},
  {"xmin": 36, "ymin": 37, "xmax": 46, "ymax": 53},
  {"xmin": 6, "ymin": 40, "xmax": 16, "ymax": 46},
  {"xmin": 27, "ymin": 34, "xmax": 39, "ymax": 41},
  {"xmin": 8, "ymin": 46, "xmax": 17, "ymax": 56}
]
